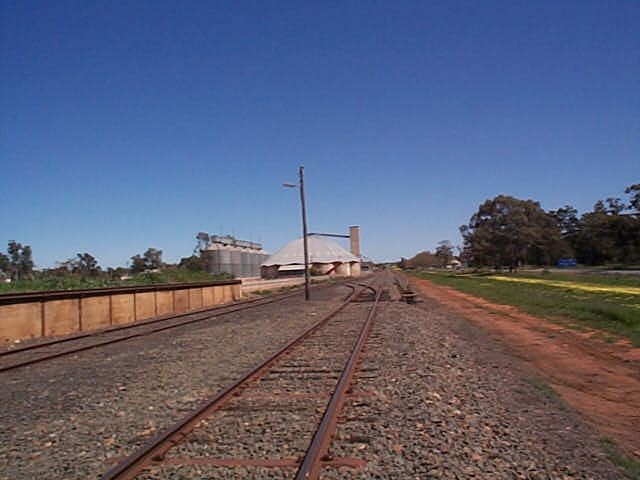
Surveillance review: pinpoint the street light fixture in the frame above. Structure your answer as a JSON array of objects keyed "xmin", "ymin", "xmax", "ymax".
[{"xmin": 283, "ymin": 166, "xmax": 310, "ymax": 300}]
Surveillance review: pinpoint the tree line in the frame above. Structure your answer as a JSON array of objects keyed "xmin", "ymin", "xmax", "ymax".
[
  {"xmin": 0, "ymin": 241, "xmax": 34, "ymax": 281},
  {"xmin": 460, "ymin": 184, "xmax": 640, "ymax": 269},
  {"xmin": 400, "ymin": 240, "xmax": 457, "ymax": 269},
  {"xmin": 0, "ymin": 243, "xmax": 208, "ymax": 283}
]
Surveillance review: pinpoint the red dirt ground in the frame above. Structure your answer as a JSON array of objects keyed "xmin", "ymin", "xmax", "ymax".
[{"xmin": 412, "ymin": 277, "xmax": 640, "ymax": 460}]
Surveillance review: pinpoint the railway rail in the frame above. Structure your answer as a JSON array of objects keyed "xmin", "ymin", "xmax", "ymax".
[
  {"xmin": 100, "ymin": 275, "xmax": 387, "ymax": 479},
  {"xmin": 0, "ymin": 281, "xmax": 352, "ymax": 374}
]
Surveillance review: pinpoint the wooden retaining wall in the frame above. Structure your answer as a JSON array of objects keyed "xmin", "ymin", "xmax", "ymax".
[{"xmin": 0, "ymin": 280, "xmax": 241, "ymax": 344}]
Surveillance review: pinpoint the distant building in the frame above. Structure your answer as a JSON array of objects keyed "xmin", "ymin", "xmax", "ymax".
[
  {"xmin": 447, "ymin": 259, "xmax": 462, "ymax": 270},
  {"xmin": 261, "ymin": 235, "xmax": 361, "ymax": 279}
]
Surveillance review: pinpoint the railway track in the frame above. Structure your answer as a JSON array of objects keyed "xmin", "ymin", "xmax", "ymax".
[
  {"xmin": 0, "ymin": 281, "xmax": 353, "ymax": 374},
  {"xmin": 100, "ymin": 276, "xmax": 387, "ymax": 479}
]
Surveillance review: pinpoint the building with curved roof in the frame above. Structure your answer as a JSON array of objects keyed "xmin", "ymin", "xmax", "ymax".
[{"xmin": 261, "ymin": 235, "xmax": 361, "ymax": 278}]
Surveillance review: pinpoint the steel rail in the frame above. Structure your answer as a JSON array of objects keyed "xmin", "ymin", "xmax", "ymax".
[
  {"xmin": 100, "ymin": 283, "xmax": 368, "ymax": 480},
  {"xmin": 0, "ymin": 287, "xmax": 300, "ymax": 359},
  {"xmin": 354, "ymin": 281, "xmax": 377, "ymax": 296},
  {"xmin": 0, "ymin": 281, "xmax": 353, "ymax": 374},
  {"xmin": 295, "ymin": 285, "xmax": 383, "ymax": 479},
  {"xmin": 1, "ymin": 279, "xmax": 348, "ymax": 358}
]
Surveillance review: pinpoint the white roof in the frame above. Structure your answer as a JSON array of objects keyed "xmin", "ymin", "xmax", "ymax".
[{"xmin": 262, "ymin": 236, "xmax": 359, "ymax": 266}]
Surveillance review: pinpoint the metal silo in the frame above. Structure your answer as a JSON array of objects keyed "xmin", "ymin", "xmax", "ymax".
[
  {"xmin": 201, "ymin": 235, "xmax": 269, "ymax": 278},
  {"xmin": 218, "ymin": 247, "xmax": 232, "ymax": 276},
  {"xmin": 230, "ymin": 250, "xmax": 242, "ymax": 277},
  {"xmin": 251, "ymin": 251, "xmax": 259, "ymax": 277},
  {"xmin": 250, "ymin": 251, "xmax": 258, "ymax": 277},
  {"xmin": 241, "ymin": 251, "xmax": 251, "ymax": 277}
]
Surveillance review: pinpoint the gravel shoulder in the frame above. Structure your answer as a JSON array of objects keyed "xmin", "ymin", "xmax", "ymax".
[{"xmin": 328, "ymin": 293, "xmax": 624, "ymax": 478}]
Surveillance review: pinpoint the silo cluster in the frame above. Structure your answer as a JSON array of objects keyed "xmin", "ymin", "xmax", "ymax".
[{"xmin": 202, "ymin": 235, "xmax": 268, "ymax": 278}]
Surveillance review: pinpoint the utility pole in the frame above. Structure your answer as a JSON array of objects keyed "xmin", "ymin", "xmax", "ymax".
[{"xmin": 299, "ymin": 166, "xmax": 310, "ymax": 300}]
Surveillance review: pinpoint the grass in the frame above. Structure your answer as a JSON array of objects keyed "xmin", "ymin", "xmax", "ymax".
[
  {"xmin": 252, "ymin": 290, "xmax": 272, "ymax": 297},
  {"xmin": 593, "ymin": 264, "xmax": 640, "ymax": 272},
  {"xmin": 531, "ymin": 270, "xmax": 640, "ymax": 288},
  {"xmin": 410, "ymin": 270, "xmax": 640, "ymax": 346},
  {"xmin": 0, "ymin": 269, "xmax": 232, "ymax": 294},
  {"xmin": 601, "ymin": 438, "xmax": 640, "ymax": 479}
]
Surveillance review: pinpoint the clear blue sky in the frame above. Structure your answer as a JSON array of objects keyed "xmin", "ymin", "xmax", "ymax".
[{"xmin": 1, "ymin": 1, "xmax": 638, "ymax": 268}]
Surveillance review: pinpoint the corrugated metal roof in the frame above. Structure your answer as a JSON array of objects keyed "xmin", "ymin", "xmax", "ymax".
[{"xmin": 262, "ymin": 236, "xmax": 359, "ymax": 266}]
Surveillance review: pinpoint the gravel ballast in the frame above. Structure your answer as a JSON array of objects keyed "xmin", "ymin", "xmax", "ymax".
[
  {"xmin": 0, "ymin": 284, "xmax": 352, "ymax": 479},
  {"xmin": 0, "ymin": 276, "xmax": 625, "ymax": 479},
  {"xmin": 327, "ymin": 293, "xmax": 623, "ymax": 479}
]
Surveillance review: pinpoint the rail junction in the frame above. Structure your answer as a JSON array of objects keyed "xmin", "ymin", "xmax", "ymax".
[{"xmin": 102, "ymin": 277, "xmax": 384, "ymax": 479}]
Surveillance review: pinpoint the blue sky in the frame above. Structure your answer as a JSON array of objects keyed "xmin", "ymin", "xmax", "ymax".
[{"xmin": 1, "ymin": 1, "xmax": 638, "ymax": 268}]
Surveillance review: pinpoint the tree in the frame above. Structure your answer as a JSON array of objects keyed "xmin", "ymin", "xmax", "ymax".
[
  {"xmin": 7, "ymin": 241, "xmax": 21, "ymax": 277},
  {"xmin": 50, "ymin": 259, "xmax": 76, "ymax": 277},
  {"xmin": 405, "ymin": 251, "xmax": 439, "ymax": 268},
  {"xmin": 74, "ymin": 253, "xmax": 100, "ymax": 277},
  {"xmin": 435, "ymin": 240, "xmax": 454, "ymax": 267},
  {"xmin": 460, "ymin": 195, "xmax": 562, "ymax": 269},
  {"xmin": 549, "ymin": 205, "xmax": 579, "ymax": 237},
  {"xmin": 131, "ymin": 248, "xmax": 163, "ymax": 273},
  {"xmin": 625, "ymin": 183, "xmax": 640, "ymax": 212},
  {"xmin": 6, "ymin": 240, "xmax": 34, "ymax": 280},
  {"xmin": 21, "ymin": 246, "xmax": 34, "ymax": 278},
  {"xmin": 573, "ymin": 210, "xmax": 614, "ymax": 265},
  {"xmin": 107, "ymin": 266, "xmax": 129, "ymax": 280},
  {"xmin": 143, "ymin": 248, "xmax": 163, "ymax": 270},
  {"xmin": 528, "ymin": 212, "xmax": 568, "ymax": 266},
  {"xmin": 0, "ymin": 252, "xmax": 9, "ymax": 277},
  {"xmin": 605, "ymin": 197, "xmax": 625, "ymax": 215},
  {"xmin": 593, "ymin": 200, "xmax": 607, "ymax": 214},
  {"xmin": 548, "ymin": 205, "xmax": 579, "ymax": 259},
  {"xmin": 179, "ymin": 255, "xmax": 204, "ymax": 271},
  {"xmin": 130, "ymin": 255, "xmax": 146, "ymax": 274},
  {"xmin": 459, "ymin": 185, "xmax": 639, "ymax": 269},
  {"xmin": 571, "ymin": 192, "xmax": 640, "ymax": 265}
]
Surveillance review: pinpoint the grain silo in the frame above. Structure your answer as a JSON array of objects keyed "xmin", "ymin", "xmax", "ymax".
[{"xmin": 201, "ymin": 235, "xmax": 268, "ymax": 278}]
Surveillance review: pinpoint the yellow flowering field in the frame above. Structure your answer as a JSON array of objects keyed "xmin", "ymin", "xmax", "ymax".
[{"xmin": 490, "ymin": 276, "xmax": 640, "ymax": 296}]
